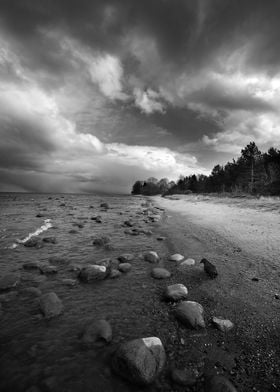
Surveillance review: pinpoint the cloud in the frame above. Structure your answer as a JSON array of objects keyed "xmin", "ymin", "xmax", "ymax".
[{"xmin": 133, "ymin": 88, "xmax": 165, "ymax": 114}]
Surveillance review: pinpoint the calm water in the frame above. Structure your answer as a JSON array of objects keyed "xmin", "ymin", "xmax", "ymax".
[{"xmin": 0, "ymin": 193, "xmax": 174, "ymax": 392}]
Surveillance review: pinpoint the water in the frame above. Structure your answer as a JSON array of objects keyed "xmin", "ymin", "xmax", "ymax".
[{"xmin": 0, "ymin": 193, "xmax": 175, "ymax": 392}]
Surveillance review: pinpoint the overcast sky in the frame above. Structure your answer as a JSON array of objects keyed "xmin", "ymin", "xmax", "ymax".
[{"xmin": 1, "ymin": 0, "xmax": 280, "ymax": 193}]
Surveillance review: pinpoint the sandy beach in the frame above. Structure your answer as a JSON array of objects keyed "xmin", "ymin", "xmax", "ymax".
[{"xmin": 153, "ymin": 194, "xmax": 280, "ymax": 391}]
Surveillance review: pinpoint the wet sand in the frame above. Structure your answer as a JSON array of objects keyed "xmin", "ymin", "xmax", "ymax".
[{"xmin": 153, "ymin": 194, "xmax": 280, "ymax": 391}]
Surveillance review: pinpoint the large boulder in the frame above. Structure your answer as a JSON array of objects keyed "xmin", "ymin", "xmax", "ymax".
[
  {"xmin": 79, "ymin": 265, "xmax": 107, "ymax": 282},
  {"xmin": 81, "ymin": 319, "xmax": 112, "ymax": 346},
  {"xmin": 151, "ymin": 268, "xmax": 171, "ymax": 279},
  {"xmin": 165, "ymin": 284, "xmax": 188, "ymax": 301},
  {"xmin": 112, "ymin": 337, "xmax": 166, "ymax": 385},
  {"xmin": 174, "ymin": 301, "xmax": 205, "ymax": 329},
  {"xmin": 144, "ymin": 251, "xmax": 159, "ymax": 263},
  {"xmin": 0, "ymin": 273, "xmax": 20, "ymax": 291},
  {"xmin": 40, "ymin": 292, "xmax": 63, "ymax": 319}
]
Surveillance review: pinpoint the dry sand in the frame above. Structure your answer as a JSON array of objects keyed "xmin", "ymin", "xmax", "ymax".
[{"xmin": 152, "ymin": 194, "xmax": 280, "ymax": 391}]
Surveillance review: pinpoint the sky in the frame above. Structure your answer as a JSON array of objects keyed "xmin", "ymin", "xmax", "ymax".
[{"xmin": 1, "ymin": 0, "xmax": 280, "ymax": 193}]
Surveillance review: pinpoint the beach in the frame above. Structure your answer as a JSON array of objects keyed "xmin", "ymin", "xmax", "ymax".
[{"xmin": 0, "ymin": 193, "xmax": 279, "ymax": 391}]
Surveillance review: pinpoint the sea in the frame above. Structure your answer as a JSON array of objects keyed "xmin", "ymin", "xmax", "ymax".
[{"xmin": 0, "ymin": 193, "xmax": 176, "ymax": 392}]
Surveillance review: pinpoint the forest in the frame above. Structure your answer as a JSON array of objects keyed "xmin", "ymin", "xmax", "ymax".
[{"xmin": 131, "ymin": 142, "xmax": 280, "ymax": 196}]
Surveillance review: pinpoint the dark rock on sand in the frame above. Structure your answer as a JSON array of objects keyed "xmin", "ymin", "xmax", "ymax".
[
  {"xmin": 205, "ymin": 374, "xmax": 238, "ymax": 392},
  {"xmin": 118, "ymin": 253, "xmax": 134, "ymax": 262},
  {"xmin": 124, "ymin": 229, "xmax": 138, "ymax": 236},
  {"xmin": 144, "ymin": 251, "xmax": 159, "ymax": 263},
  {"xmin": 118, "ymin": 263, "xmax": 132, "ymax": 273},
  {"xmin": 79, "ymin": 265, "xmax": 107, "ymax": 282},
  {"xmin": 252, "ymin": 277, "xmax": 259, "ymax": 282},
  {"xmin": 200, "ymin": 258, "xmax": 218, "ymax": 278},
  {"xmin": 24, "ymin": 237, "xmax": 44, "ymax": 248},
  {"xmin": 42, "ymin": 236, "xmax": 57, "ymax": 244},
  {"xmin": 92, "ymin": 236, "xmax": 110, "ymax": 246},
  {"xmin": 36, "ymin": 213, "xmax": 45, "ymax": 218},
  {"xmin": 212, "ymin": 317, "xmax": 234, "ymax": 332},
  {"xmin": 0, "ymin": 273, "xmax": 20, "ymax": 291},
  {"xmin": 124, "ymin": 220, "xmax": 134, "ymax": 227},
  {"xmin": 165, "ymin": 284, "xmax": 188, "ymax": 301},
  {"xmin": 151, "ymin": 267, "xmax": 171, "ymax": 279},
  {"xmin": 81, "ymin": 319, "xmax": 112, "ymax": 346},
  {"xmin": 100, "ymin": 202, "xmax": 109, "ymax": 209},
  {"xmin": 112, "ymin": 337, "xmax": 166, "ymax": 385},
  {"xmin": 69, "ymin": 229, "xmax": 78, "ymax": 234},
  {"xmin": 157, "ymin": 236, "xmax": 166, "ymax": 241},
  {"xmin": 170, "ymin": 368, "xmax": 197, "ymax": 386},
  {"xmin": 72, "ymin": 222, "xmax": 84, "ymax": 229},
  {"xmin": 174, "ymin": 301, "xmax": 205, "ymax": 329},
  {"xmin": 40, "ymin": 292, "xmax": 63, "ymax": 318}
]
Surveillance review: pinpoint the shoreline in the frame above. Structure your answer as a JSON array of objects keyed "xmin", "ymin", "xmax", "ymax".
[{"xmin": 153, "ymin": 194, "xmax": 280, "ymax": 391}]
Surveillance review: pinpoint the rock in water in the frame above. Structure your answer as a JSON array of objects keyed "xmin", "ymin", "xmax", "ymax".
[
  {"xmin": 165, "ymin": 284, "xmax": 188, "ymax": 301},
  {"xmin": 118, "ymin": 263, "xmax": 132, "ymax": 273},
  {"xmin": 79, "ymin": 265, "xmax": 107, "ymax": 282},
  {"xmin": 0, "ymin": 273, "xmax": 20, "ymax": 291},
  {"xmin": 81, "ymin": 319, "xmax": 112, "ymax": 346},
  {"xmin": 200, "ymin": 258, "xmax": 218, "ymax": 278},
  {"xmin": 144, "ymin": 251, "xmax": 159, "ymax": 263},
  {"xmin": 40, "ymin": 292, "xmax": 63, "ymax": 319},
  {"xmin": 151, "ymin": 268, "xmax": 171, "ymax": 279},
  {"xmin": 169, "ymin": 254, "xmax": 184, "ymax": 262},
  {"xmin": 118, "ymin": 253, "xmax": 134, "ymax": 262},
  {"xmin": 205, "ymin": 375, "xmax": 238, "ymax": 392},
  {"xmin": 174, "ymin": 301, "xmax": 205, "ymax": 329},
  {"xmin": 212, "ymin": 317, "xmax": 234, "ymax": 332},
  {"xmin": 112, "ymin": 337, "xmax": 166, "ymax": 385}
]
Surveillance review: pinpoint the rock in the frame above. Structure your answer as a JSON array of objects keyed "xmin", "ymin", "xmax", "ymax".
[
  {"xmin": 81, "ymin": 319, "xmax": 112, "ymax": 346},
  {"xmin": 24, "ymin": 237, "xmax": 43, "ymax": 248},
  {"xmin": 151, "ymin": 268, "xmax": 171, "ymax": 279},
  {"xmin": 92, "ymin": 236, "xmax": 110, "ymax": 246},
  {"xmin": 36, "ymin": 213, "xmax": 45, "ymax": 218},
  {"xmin": 171, "ymin": 368, "xmax": 197, "ymax": 386},
  {"xmin": 110, "ymin": 269, "xmax": 122, "ymax": 279},
  {"xmin": 21, "ymin": 287, "xmax": 42, "ymax": 296},
  {"xmin": 181, "ymin": 258, "xmax": 195, "ymax": 266},
  {"xmin": 275, "ymin": 293, "xmax": 280, "ymax": 299},
  {"xmin": 69, "ymin": 229, "xmax": 78, "ymax": 234},
  {"xmin": 79, "ymin": 265, "xmax": 107, "ymax": 282},
  {"xmin": 42, "ymin": 237, "xmax": 57, "ymax": 244},
  {"xmin": 40, "ymin": 292, "xmax": 63, "ymax": 319},
  {"xmin": 118, "ymin": 253, "xmax": 134, "ymax": 262},
  {"xmin": 174, "ymin": 301, "xmax": 205, "ymax": 329},
  {"xmin": 100, "ymin": 202, "xmax": 109, "ymax": 209},
  {"xmin": 140, "ymin": 229, "xmax": 153, "ymax": 236},
  {"xmin": 169, "ymin": 254, "xmax": 184, "ymax": 262},
  {"xmin": 205, "ymin": 375, "xmax": 238, "ymax": 392},
  {"xmin": 0, "ymin": 273, "xmax": 20, "ymax": 291},
  {"xmin": 39, "ymin": 264, "xmax": 58, "ymax": 274},
  {"xmin": 23, "ymin": 261, "xmax": 40, "ymax": 270},
  {"xmin": 68, "ymin": 262, "xmax": 84, "ymax": 272},
  {"xmin": 72, "ymin": 222, "xmax": 84, "ymax": 229},
  {"xmin": 252, "ymin": 277, "xmax": 259, "ymax": 282},
  {"xmin": 156, "ymin": 236, "xmax": 166, "ymax": 241},
  {"xmin": 118, "ymin": 263, "xmax": 132, "ymax": 273},
  {"xmin": 112, "ymin": 337, "xmax": 166, "ymax": 385},
  {"xmin": 144, "ymin": 251, "xmax": 159, "ymax": 263},
  {"xmin": 165, "ymin": 284, "xmax": 188, "ymax": 301},
  {"xmin": 212, "ymin": 317, "xmax": 234, "ymax": 332},
  {"xmin": 94, "ymin": 258, "xmax": 112, "ymax": 268},
  {"xmin": 96, "ymin": 217, "xmax": 102, "ymax": 223},
  {"xmin": 61, "ymin": 279, "xmax": 77, "ymax": 286},
  {"xmin": 124, "ymin": 220, "xmax": 134, "ymax": 227},
  {"xmin": 200, "ymin": 258, "xmax": 218, "ymax": 278}
]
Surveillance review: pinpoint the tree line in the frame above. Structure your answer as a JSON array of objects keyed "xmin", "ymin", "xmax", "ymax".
[{"xmin": 131, "ymin": 142, "xmax": 280, "ymax": 196}]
